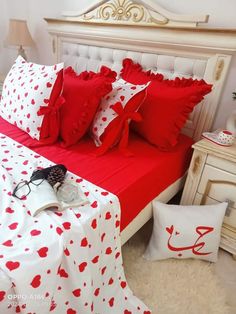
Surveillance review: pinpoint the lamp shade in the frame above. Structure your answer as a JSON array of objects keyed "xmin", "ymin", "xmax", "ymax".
[{"xmin": 5, "ymin": 19, "xmax": 34, "ymax": 47}]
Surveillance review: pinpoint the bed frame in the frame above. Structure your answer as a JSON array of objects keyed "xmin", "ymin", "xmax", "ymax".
[{"xmin": 45, "ymin": 0, "xmax": 236, "ymax": 245}]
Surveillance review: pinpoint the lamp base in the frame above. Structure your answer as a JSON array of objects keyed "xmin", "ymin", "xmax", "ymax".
[{"xmin": 18, "ymin": 45, "xmax": 27, "ymax": 61}]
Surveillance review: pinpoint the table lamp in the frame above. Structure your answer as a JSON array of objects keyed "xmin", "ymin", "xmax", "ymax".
[{"xmin": 5, "ymin": 19, "xmax": 34, "ymax": 61}]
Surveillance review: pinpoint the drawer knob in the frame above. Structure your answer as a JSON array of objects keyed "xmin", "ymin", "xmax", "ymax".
[{"xmin": 192, "ymin": 156, "xmax": 201, "ymax": 174}]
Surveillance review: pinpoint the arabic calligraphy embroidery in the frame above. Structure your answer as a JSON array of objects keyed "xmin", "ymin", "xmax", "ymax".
[{"xmin": 166, "ymin": 225, "xmax": 214, "ymax": 257}]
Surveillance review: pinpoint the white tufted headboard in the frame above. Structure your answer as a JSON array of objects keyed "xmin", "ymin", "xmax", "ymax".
[{"xmin": 45, "ymin": 0, "xmax": 236, "ymax": 142}]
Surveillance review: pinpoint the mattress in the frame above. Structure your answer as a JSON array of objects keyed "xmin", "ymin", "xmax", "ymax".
[{"xmin": 0, "ymin": 117, "xmax": 193, "ymax": 230}]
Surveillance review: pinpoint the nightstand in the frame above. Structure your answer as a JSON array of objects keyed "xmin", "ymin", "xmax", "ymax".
[{"xmin": 181, "ymin": 138, "xmax": 236, "ymax": 259}]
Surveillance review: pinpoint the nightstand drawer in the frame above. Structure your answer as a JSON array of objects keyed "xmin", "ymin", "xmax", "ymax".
[
  {"xmin": 197, "ymin": 164, "xmax": 236, "ymax": 205},
  {"xmin": 207, "ymin": 155, "xmax": 236, "ymax": 175},
  {"xmin": 194, "ymin": 192, "xmax": 236, "ymax": 229}
]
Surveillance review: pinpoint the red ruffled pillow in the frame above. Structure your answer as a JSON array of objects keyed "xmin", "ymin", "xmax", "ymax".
[
  {"xmin": 121, "ymin": 58, "xmax": 213, "ymax": 150},
  {"xmin": 60, "ymin": 66, "xmax": 116, "ymax": 147}
]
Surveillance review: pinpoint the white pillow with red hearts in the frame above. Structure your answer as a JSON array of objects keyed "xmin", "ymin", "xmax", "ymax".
[
  {"xmin": 0, "ymin": 56, "xmax": 64, "ymax": 140},
  {"xmin": 144, "ymin": 201, "xmax": 227, "ymax": 262},
  {"xmin": 91, "ymin": 78, "xmax": 149, "ymax": 146}
]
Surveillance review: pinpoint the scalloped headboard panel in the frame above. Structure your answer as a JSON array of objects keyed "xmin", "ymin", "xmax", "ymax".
[{"xmin": 45, "ymin": 0, "xmax": 236, "ymax": 141}]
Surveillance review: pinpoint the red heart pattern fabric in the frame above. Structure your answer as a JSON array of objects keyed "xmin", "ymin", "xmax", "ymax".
[
  {"xmin": 91, "ymin": 78, "xmax": 149, "ymax": 148},
  {"xmin": 0, "ymin": 133, "xmax": 150, "ymax": 313},
  {"xmin": 0, "ymin": 56, "xmax": 64, "ymax": 140}
]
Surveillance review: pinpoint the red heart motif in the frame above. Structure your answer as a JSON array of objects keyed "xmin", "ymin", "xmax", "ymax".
[
  {"xmin": 2, "ymin": 240, "xmax": 13, "ymax": 247},
  {"xmin": 105, "ymin": 247, "xmax": 112, "ymax": 255},
  {"xmin": 91, "ymin": 201, "xmax": 98, "ymax": 208},
  {"xmin": 50, "ymin": 300, "xmax": 57, "ymax": 311},
  {"xmin": 8, "ymin": 222, "xmax": 18, "ymax": 230},
  {"xmin": 166, "ymin": 225, "xmax": 174, "ymax": 235},
  {"xmin": 92, "ymin": 256, "xmax": 99, "ymax": 264},
  {"xmin": 120, "ymin": 281, "xmax": 127, "ymax": 289},
  {"xmin": 59, "ymin": 268, "xmax": 68, "ymax": 278},
  {"xmin": 124, "ymin": 310, "xmax": 132, "ymax": 314},
  {"xmin": 94, "ymin": 288, "xmax": 100, "ymax": 296},
  {"xmin": 115, "ymin": 220, "xmax": 120, "ymax": 228},
  {"xmin": 108, "ymin": 278, "xmax": 114, "ymax": 285},
  {"xmin": 91, "ymin": 219, "xmax": 97, "ymax": 229},
  {"xmin": 46, "ymin": 82, "xmax": 52, "ymax": 88},
  {"xmin": 23, "ymin": 160, "xmax": 28, "ymax": 165},
  {"xmin": 21, "ymin": 171, "xmax": 28, "ymax": 175},
  {"xmin": 64, "ymin": 248, "xmax": 70, "ymax": 256},
  {"xmin": 44, "ymin": 98, "xmax": 49, "ymax": 104},
  {"xmin": 120, "ymin": 95, "xmax": 125, "ymax": 101},
  {"xmin": 80, "ymin": 237, "xmax": 88, "ymax": 247},
  {"xmin": 144, "ymin": 311, "xmax": 151, "ymax": 314},
  {"xmin": 102, "ymin": 117, "xmax": 107, "ymax": 122},
  {"xmin": 108, "ymin": 297, "xmax": 114, "ymax": 307},
  {"xmin": 56, "ymin": 227, "xmax": 63, "ymax": 235},
  {"xmin": 105, "ymin": 212, "xmax": 111, "ymax": 220},
  {"xmin": 34, "ymin": 85, "xmax": 39, "ymax": 90},
  {"xmin": 101, "ymin": 266, "xmax": 106, "ymax": 275},
  {"xmin": 30, "ymin": 229, "xmax": 41, "ymax": 236},
  {"xmin": 78, "ymin": 262, "xmax": 87, "ymax": 272},
  {"xmin": 31, "ymin": 275, "xmax": 41, "ymax": 288},
  {"xmin": 101, "ymin": 191, "xmax": 108, "ymax": 196},
  {"xmin": 6, "ymin": 261, "xmax": 20, "ymax": 271},
  {"xmin": 37, "ymin": 247, "xmax": 48, "ymax": 258},
  {"xmin": 115, "ymin": 252, "xmax": 120, "ymax": 259},
  {"xmin": 62, "ymin": 222, "xmax": 71, "ymax": 230},
  {"xmin": 72, "ymin": 288, "xmax": 81, "ymax": 297},
  {"xmin": 0, "ymin": 291, "xmax": 6, "ymax": 301},
  {"xmin": 27, "ymin": 113, "xmax": 30, "ymax": 119},
  {"xmin": 31, "ymin": 99, "xmax": 35, "ymax": 105}
]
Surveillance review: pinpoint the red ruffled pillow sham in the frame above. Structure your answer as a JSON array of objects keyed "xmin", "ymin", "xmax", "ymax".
[
  {"xmin": 60, "ymin": 66, "xmax": 116, "ymax": 147},
  {"xmin": 121, "ymin": 58, "xmax": 213, "ymax": 150}
]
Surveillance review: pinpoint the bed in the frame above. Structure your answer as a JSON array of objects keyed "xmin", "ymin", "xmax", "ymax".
[
  {"xmin": 1, "ymin": 1, "xmax": 236, "ymax": 313},
  {"xmin": 44, "ymin": 0, "xmax": 236, "ymax": 244}
]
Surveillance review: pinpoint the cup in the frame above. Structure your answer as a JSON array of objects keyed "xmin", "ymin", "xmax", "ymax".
[{"xmin": 218, "ymin": 130, "xmax": 234, "ymax": 146}]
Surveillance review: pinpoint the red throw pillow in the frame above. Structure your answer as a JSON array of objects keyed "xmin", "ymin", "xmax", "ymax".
[
  {"xmin": 60, "ymin": 66, "xmax": 116, "ymax": 147},
  {"xmin": 121, "ymin": 58, "xmax": 213, "ymax": 150}
]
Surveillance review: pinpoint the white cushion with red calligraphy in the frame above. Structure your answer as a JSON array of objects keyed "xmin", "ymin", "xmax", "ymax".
[
  {"xmin": 144, "ymin": 201, "xmax": 227, "ymax": 262},
  {"xmin": 0, "ymin": 56, "xmax": 63, "ymax": 140}
]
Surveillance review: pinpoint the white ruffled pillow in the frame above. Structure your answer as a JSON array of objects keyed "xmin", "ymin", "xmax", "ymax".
[{"xmin": 0, "ymin": 56, "xmax": 64, "ymax": 140}]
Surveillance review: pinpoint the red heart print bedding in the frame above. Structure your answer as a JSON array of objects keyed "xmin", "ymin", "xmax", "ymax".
[{"xmin": 0, "ymin": 133, "xmax": 150, "ymax": 314}]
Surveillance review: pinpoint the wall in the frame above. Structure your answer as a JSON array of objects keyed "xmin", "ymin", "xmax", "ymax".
[{"xmin": 0, "ymin": 0, "xmax": 235, "ymax": 129}]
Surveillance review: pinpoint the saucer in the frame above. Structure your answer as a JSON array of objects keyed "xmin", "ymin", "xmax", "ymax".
[{"xmin": 202, "ymin": 130, "xmax": 234, "ymax": 147}]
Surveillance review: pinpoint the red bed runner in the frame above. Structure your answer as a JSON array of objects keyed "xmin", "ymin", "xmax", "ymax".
[{"xmin": 0, "ymin": 117, "xmax": 193, "ymax": 230}]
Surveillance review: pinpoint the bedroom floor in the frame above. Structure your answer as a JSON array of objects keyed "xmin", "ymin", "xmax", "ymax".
[
  {"xmin": 122, "ymin": 219, "xmax": 236, "ymax": 314},
  {"xmin": 215, "ymin": 249, "xmax": 236, "ymax": 313}
]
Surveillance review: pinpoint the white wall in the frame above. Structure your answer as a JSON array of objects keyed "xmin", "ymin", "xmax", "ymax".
[{"xmin": 0, "ymin": 0, "xmax": 235, "ymax": 129}]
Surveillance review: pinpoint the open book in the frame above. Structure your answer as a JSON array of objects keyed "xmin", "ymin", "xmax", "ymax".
[{"xmin": 23, "ymin": 180, "xmax": 88, "ymax": 217}]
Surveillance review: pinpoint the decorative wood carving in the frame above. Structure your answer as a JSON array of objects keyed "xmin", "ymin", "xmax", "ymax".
[{"xmin": 62, "ymin": 0, "xmax": 209, "ymax": 28}]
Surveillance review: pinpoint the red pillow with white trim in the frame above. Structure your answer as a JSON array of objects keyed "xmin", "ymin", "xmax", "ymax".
[
  {"xmin": 121, "ymin": 58, "xmax": 213, "ymax": 151},
  {"xmin": 0, "ymin": 56, "xmax": 64, "ymax": 142},
  {"xmin": 91, "ymin": 78, "xmax": 149, "ymax": 155},
  {"xmin": 60, "ymin": 66, "xmax": 116, "ymax": 147}
]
